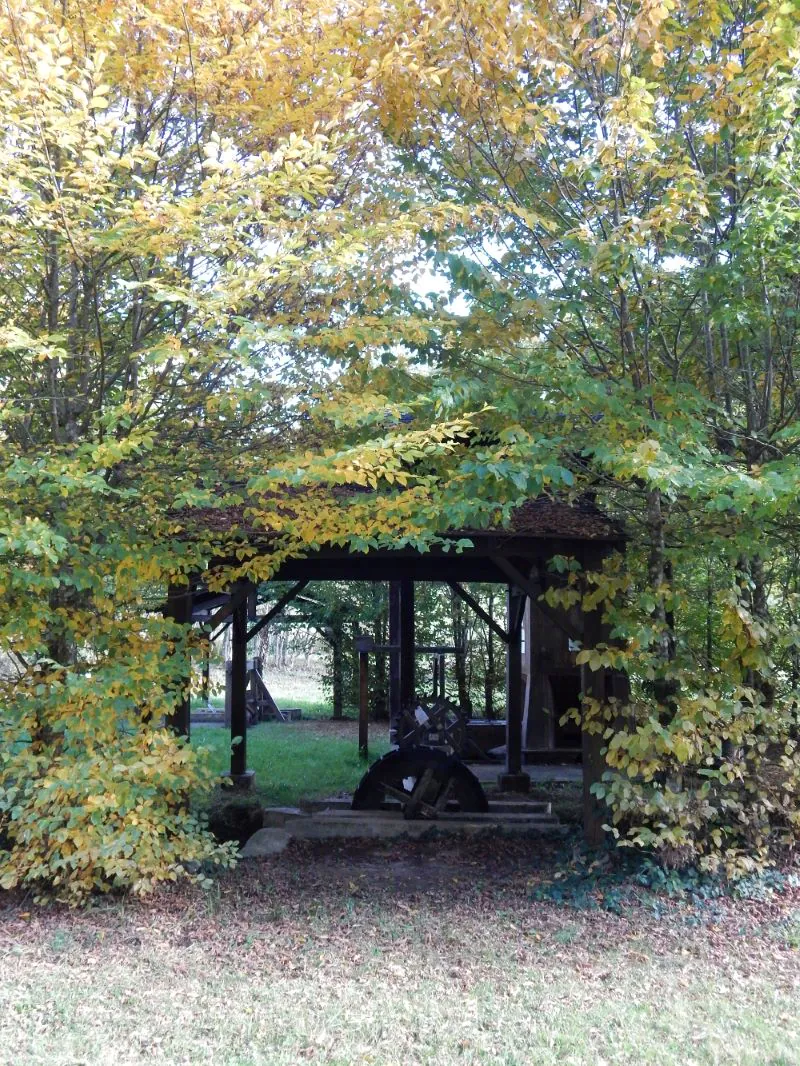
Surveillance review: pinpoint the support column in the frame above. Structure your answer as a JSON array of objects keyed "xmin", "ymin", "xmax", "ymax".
[
  {"xmin": 388, "ymin": 582, "xmax": 401, "ymax": 741},
  {"xmin": 498, "ymin": 584, "xmax": 530, "ymax": 793},
  {"xmin": 399, "ymin": 578, "xmax": 415, "ymax": 713},
  {"xmin": 358, "ymin": 648, "xmax": 369, "ymax": 761},
  {"xmin": 229, "ymin": 589, "xmax": 254, "ymax": 788},
  {"xmin": 164, "ymin": 582, "xmax": 192, "ymax": 738},
  {"xmin": 201, "ymin": 628, "xmax": 211, "ymax": 708}
]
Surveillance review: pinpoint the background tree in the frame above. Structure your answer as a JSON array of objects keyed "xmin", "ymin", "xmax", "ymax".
[{"xmin": 364, "ymin": 0, "xmax": 800, "ymax": 869}]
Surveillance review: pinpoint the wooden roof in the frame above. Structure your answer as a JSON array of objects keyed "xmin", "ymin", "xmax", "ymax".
[
  {"xmin": 186, "ymin": 491, "xmax": 621, "ymax": 542},
  {"xmin": 189, "ymin": 492, "xmax": 623, "ymax": 587}
]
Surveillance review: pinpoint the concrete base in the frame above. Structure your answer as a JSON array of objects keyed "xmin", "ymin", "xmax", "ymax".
[
  {"xmin": 497, "ymin": 771, "xmax": 531, "ymax": 793},
  {"xmin": 222, "ymin": 769, "xmax": 256, "ymax": 791}
]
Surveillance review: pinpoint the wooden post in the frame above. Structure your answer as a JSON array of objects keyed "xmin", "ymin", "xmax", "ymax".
[
  {"xmin": 359, "ymin": 650, "xmax": 369, "ymax": 760},
  {"xmin": 498, "ymin": 584, "xmax": 530, "ymax": 793},
  {"xmin": 399, "ymin": 578, "xmax": 415, "ymax": 712},
  {"xmin": 229, "ymin": 590, "xmax": 253, "ymax": 788},
  {"xmin": 201, "ymin": 628, "xmax": 210, "ymax": 708},
  {"xmin": 389, "ymin": 582, "xmax": 401, "ymax": 741},
  {"xmin": 224, "ymin": 661, "xmax": 232, "ymax": 726},
  {"xmin": 485, "ymin": 588, "xmax": 496, "ymax": 718},
  {"xmin": 164, "ymin": 583, "xmax": 192, "ymax": 738}
]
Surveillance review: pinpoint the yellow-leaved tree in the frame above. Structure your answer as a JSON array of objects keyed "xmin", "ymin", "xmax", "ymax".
[{"xmin": 0, "ymin": 0, "xmax": 498, "ymax": 900}]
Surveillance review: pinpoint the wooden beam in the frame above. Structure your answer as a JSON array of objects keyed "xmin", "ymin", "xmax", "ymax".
[
  {"xmin": 191, "ymin": 591, "xmax": 232, "ymax": 622},
  {"xmin": 246, "ymin": 580, "xmax": 310, "ymax": 642},
  {"xmin": 448, "ymin": 581, "xmax": 510, "ymax": 644},
  {"xmin": 265, "ymin": 555, "xmax": 525, "ymax": 583},
  {"xmin": 490, "ymin": 554, "xmax": 581, "ymax": 642},
  {"xmin": 230, "ymin": 594, "xmax": 248, "ymax": 779}
]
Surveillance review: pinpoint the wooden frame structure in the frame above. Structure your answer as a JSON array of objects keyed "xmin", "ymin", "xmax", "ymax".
[{"xmin": 165, "ymin": 496, "xmax": 625, "ymax": 843}]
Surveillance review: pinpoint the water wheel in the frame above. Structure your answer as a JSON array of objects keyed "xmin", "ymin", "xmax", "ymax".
[
  {"xmin": 352, "ymin": 746, "xmax": 488, "ymax": 820},
  {"xmin": 396, "ymin": 698, "xmax": 469, "ymax": 755}
]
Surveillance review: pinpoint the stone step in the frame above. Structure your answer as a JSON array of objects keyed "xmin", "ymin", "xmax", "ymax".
[
  {"xmin": 304, "ymin": 796, "xmax": 552, "ymax": 816},
  {"xmin": 311, "ymin": 809, "xmax": 559, "ymax": 825}
]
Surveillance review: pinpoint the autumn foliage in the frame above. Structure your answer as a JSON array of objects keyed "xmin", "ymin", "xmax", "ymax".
[{"xmin": 2, "ymin": 0, "xmax": 800, "ymax": 897}]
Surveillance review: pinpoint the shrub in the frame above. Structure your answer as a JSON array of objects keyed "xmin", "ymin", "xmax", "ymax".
[
  {"xmin": 0, "ymin": 673, "xmax": 236, "ymax": 902},
  {"xmin": 584, "ymin": 693, "xmax": 800, "ymax": 877}
]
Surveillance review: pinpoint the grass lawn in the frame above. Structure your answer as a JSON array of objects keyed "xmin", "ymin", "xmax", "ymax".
[
  {"xmin": 192, "ymin": 696, "xmax": 350, "ymax": 720},
  {"xmin": 2, "ymin": 836, "xmax": 800, "ymax": 1065},
  {"xmin": 194, "ymin": 720, "xmax": 391, "ymax": 808}
]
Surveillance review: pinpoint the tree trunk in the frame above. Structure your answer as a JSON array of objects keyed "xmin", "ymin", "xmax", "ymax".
[
  {"xmin": 736, "ymin": 553, "xmax": 775, "ymax": 706},
  {"xmin": 331, "ymin": 620, "xmax": 344, "ymax": 720}
]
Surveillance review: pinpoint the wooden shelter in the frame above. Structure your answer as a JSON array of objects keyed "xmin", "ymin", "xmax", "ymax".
[{"xmin": 165, "ymin": 496, "xmax": 626, "ymax": 843}]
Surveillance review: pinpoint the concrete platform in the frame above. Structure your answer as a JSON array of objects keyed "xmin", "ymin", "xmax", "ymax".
[{"xmin": 240, "ymin": 798, "xmax": 563, "ymax": 857}]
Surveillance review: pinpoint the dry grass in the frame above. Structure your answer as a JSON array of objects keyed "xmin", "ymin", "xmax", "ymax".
[{"xmin": 2, "ymin": 836, "xmax": 800, "ymax": 1066}]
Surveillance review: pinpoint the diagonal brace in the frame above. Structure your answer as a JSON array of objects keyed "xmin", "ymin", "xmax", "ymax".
[
  {"xmin": 447, "ymin": 581, "xmax": 511, "ymax": 645},
  {"xmin": 246, "ymin": 580, "xmax": 310, "ymax": 643},
  {"xmin": 490, "ymin": 554, "xmax": 581, "ymax": 642},
  {"xmin": 509, "ymin": 585, "xmax": 527, "ymax": 640},
  {"xmin": 205, "ymin": 583, "xmax": 249, "ymax": 633}
]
